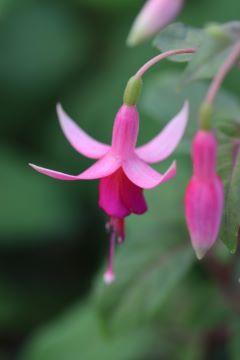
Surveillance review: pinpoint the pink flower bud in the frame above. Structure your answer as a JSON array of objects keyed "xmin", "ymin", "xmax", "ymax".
[
  {"xmin": 127, "ymin": 0, "xmax": 183, "ymax": 46},
  {"xmin": 185, "ymin": 131, "xmax": 224, "ymax": 259}
]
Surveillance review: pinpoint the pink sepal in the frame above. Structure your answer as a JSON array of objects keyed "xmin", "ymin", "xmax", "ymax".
[
  {"xmin": 29, "ymin": 153, "xmax": 121, "ymax": 181},
  {"xmin": 127, "ymin": 0, "xmax": 183, "ymax": 46},
  {"xmin": 123, "ymin": 157, "xmax": 176, "ymax": 189},
  {"xmin": 57, "ymin": 104, "xmax": 109, "ymax": 159},
  {"xmin": 136, "ymin": 101, "xmax": 188, "ymax": 163}
]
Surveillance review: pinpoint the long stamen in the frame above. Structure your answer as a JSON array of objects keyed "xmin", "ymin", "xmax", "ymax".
[
  {"xmin": 103, "ymin": 230, "xmax": 116, "ymax": 284},
  {"xmin": 116, "ymin": 218, "xmax": 125, "ymax": 244}
]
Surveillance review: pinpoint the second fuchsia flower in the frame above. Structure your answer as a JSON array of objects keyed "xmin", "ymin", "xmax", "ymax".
[
  {"xmin": 127, "ymin": 0, "xmax": 184, "ymax": 46},
  {"xmin": 30, "ymin": 76, "xmax": 189, "ymax": 283},
  {"xmin": 185, "ymin": 130, "xmax": 224, "ymax": 260}
]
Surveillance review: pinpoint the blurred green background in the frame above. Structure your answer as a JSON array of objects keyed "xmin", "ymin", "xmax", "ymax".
[{"xmin": 0, "ymin": 0, "xmax": 240, "ymax": 359}]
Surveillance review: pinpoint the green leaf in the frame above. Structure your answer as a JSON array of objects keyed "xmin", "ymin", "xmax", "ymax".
[
  {"xmin": 158, "ymin": 272, "xmax": 233, "ymax": 332},
  {"xmin": 222, "ymin": 21, "xmax": 240, "ymax": 43},
  {"xmin": 96, "ymin": 242, "xmax": 193, "ymax": 332},
  {"xmin": 183, "ymin": 42, "xmax": 234, "ymax": 82},
  {"xmin": 21, "ymin": 303, "xmax": 156, "ymax": 360},
  {"xmin": 220, "ymin": 149, "xmax": 240, "ymax": 253},
  {"xmin": 182, "ymin": 23, "xmax": 235, "ymax": 82},
  {"xmin": 153, "ymin": 23, "xmax": 205, "ymax": 62},
  {"xmin": 217, "ymin": 120, "xmax": 240, "ymax": 138}
]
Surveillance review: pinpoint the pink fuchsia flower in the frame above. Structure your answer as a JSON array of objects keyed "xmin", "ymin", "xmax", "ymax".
[
  {"xmin": 184, "ymin": 130, "xmax": 224, "ymax": 260},
  {"xmin": 30, "ymin": 100, "xmax": 189, "ymax": 283},
  {"xmin": 127, "ymin": 0, "xmax": 184, "ymax": 46}
]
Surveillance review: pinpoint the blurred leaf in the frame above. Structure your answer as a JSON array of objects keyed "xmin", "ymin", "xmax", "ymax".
[
  {"xmin": 222, "ymin": 21, "xmax": 240, "ymax": 43},
  {"xmin": 21, "ymin": 257, "xmax": 233, "ymax": 360},
  {"xmin": 183, "ymin": 27, "xmax": 234, "ymax": 82},
  {"xmin": 220, "ymin": 149, "xmax": 240, "ymax": 253},
  {"xmin": 0, "ymin": 0, "xmax": 16, "ymax": 17},
  {"xmin": 21, "ymin": 303, "xmax": 156, "ymax": 360},
  {"xmin": 157, "ymin": 272, "xmax": 233, "ymax": 332},
  {"xmin": 217, "ymin": 120, "xmax": 240, "ymax": 138},
  {"xmin": 96, "ymin": 241, "xmax": 193, "ymax": 332},
  {"xmin": 153, "ymin": 23, "xmax": 205, "ymax": 62},
  {"xmin": 0, "ymin": 146, "xmax": 79, "ymax": 241},
  {"xmin": 76, "ymin": 0, "xmax": 139, "ymax": 11},
  {"xmin": 230, "ymin": 321, "xmax": 240, "ymax": 360}
]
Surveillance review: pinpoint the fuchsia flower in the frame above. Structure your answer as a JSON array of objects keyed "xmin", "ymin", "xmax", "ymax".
[
  {"xmin": 185, "ymin": 130, "xmax": 224, "ymax": 260},
  {"xmin": 30, "ymin": 100, "xmax": 189, "ymax": 283},
  {"xmin": 127, "ymin": 0, "xmax": 184, "ymax": 46}
]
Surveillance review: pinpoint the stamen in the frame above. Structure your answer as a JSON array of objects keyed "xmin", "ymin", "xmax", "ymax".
[
  {"xmin": 105, "ymin": 221, "xmax": 111, "ymax": 232},
  {"xmin": 103, "ymin": 230, "xmax": 116, "ymax": 284},
  {"xmin": 116, "ymin": 218, "xmax": 125, "ymax": 244},
  {"xmin": 117, "ymin": 236, "xmax": 123, "ymax": 244},
  {"xmin": 103, "ymin": 217, "xmax": 126, "ymax": 283}
]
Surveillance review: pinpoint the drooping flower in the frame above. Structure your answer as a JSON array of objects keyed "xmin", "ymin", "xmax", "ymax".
[
  {"xmin": 127, "ymin": 0, "xmax": 184, "ymax": 46},
  {"xmin": 184, "ymin": 130, "xmax": 224, "ymax": 260},
  {"xmin": 30, "ymin": 80, "xmax": 188, "ymax": 282}
]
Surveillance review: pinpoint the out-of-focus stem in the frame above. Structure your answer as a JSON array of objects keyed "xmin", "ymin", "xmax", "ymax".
[
  {"xmin": 134, "ymin": 48, "xmax": 196, "ymax": 79},
  {"xmin": 205, "ymin": 42, "xmax": 240, "ymax": 105}
]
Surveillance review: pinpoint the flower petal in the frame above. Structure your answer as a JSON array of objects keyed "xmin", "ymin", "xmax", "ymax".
[
  {"xmin": 185, "ymin": 176, "xmax": 224, "ymax": 259},
  {"xmin": 78, "ymin": 153, "xmax": 121, "ymax": 179},
  {"xmin": 120, "ymin": 171, "xmax": 147, "ymax": 214},
  {"xmin": 99, "ymin": 170, "xmax": 130, "ymax": 218},
  {"xmin": 29, "ymin": 163, "xmax": 81, "ymax": 180},
  {"xmin": 99, "ymin": 168, "xmax": 147, "ymax": 217},
  {"xmin": 123, "ymin": 157, "xmax": 176, "ymax": 189},
  {"xmin": 29, "ymin": 153, "xmax": 121, "ymax": 181},
  {"xmin": 136, "ymin": 101, "xmax": 189, "ymax": 163},
  {"xmin": 57, "ymin": 104, "xmax": 110, "ymax": 159}
]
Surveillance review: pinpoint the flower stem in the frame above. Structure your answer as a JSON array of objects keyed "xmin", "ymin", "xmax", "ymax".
[
  {"xmin": 205, "ymin": 42, "xmax": 240, "ymax": 105},
  {"xmin": 134, "ymin": 48, "xmax": 196, "ymax": 79}
]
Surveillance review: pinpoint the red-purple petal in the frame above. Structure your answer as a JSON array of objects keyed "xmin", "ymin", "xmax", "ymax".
[
  {"xmin": 99, "ymin": 169, "xmax": 130, "ymax": 218},
  {"xmin": 120, "ymin": 172, "xmax": 147, "ymax": 214},
  {"xmin": 99, "ymin": 168, "xmax": 147, "ymax": 217}
]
